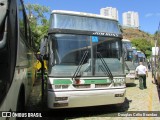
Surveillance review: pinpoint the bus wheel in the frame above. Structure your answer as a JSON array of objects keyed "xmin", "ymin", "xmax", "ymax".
[
  {"xmin": 16, "ymin": 85, "xmax": 25, "ymax": 120},
  {"xmin": 158, "ymin": 83, "xmax": 160, "ymax": 88}
]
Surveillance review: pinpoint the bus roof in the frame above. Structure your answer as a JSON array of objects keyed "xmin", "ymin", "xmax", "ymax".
[
  {"xmin": 137, "ymin": 51, "xmax": 141, "ymax": 52},
  {"xmin": 132, "ymin": 47, "xmax": 137, "ymax": 49},
  {"xmin": 122, "ymin": 39, "xmax": 131, "ymax": 42},
  {"xmin": 51, "ymin": 10, "xmax": 118, "ymax": 21}
]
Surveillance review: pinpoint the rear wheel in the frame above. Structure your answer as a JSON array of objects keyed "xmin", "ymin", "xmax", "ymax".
[{"xmin": 16, "ymin": 86, "xmax": 25, "ymax": 120}]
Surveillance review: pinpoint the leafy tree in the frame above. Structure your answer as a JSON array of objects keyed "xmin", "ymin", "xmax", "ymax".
[
  {"xmin": 25, "ymin": 3, "xmax": 51, "ymax": 50},
  {"xmin": 131, "ymin": 38, "xmax": 153, "ymax": 58}
]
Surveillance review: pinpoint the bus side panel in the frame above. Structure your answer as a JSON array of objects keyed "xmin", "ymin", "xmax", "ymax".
[
  {"xmin": 0, "ymin": 0, "xmax": 18, "ymax": 112},
  {"xmin": 0, "ymin": 0, "xmax": 36, "ymax": 115}
]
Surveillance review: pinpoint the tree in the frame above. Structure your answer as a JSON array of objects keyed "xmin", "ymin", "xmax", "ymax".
[
  {"xmin": 25, "ymin": 3, "xmax": 51, "ymax": 50},
  {"xmin": 131, "ymin": 38, "xmax": 153, "ymax": 58}
]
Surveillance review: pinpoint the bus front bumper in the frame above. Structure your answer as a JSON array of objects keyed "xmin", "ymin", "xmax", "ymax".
[
  {"xmin": 47, "ymin": 88, "xmax": 126, "ymax": 109},
  {"xmin": 126, "ymin": 74, "xmax": 136, "ymax": 84}
]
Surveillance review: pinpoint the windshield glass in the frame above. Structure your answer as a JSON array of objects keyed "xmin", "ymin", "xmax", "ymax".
[
  {"xmin": 137, "ymin": 52, "xmax": 143, "ymax": 57},
  {"xmin": 50, "ymin": 14, "xmax": 121, "ymax": 34},
  {"xmin": 133, "ymin": 49, "xmax": 137, "ymax": 55},
  {"xmin": 125, "ymin": 61, "xmax": 136, "ymax": 70},
  {"xmin": 132, "ymin": 49, "xmax": 138, "ymax": 63},
  {"xmin": 122, "ymin": 41, "xmax": 132, "ymax": 49},
  {"xmin": 49, "ymin": 34, "xmax": 124, "ymax": 77},
  {"xmin": 141, "ymin": 53, "xmax": 145, "ymax": 58},
  {"xmin": 128, "ymin": 51, "xmax": 133, "ymax": 61}
]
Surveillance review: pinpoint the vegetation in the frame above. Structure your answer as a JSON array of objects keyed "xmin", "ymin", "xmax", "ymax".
[
  {"xmin": 25, "ymin": 3, "xmax": 51, "ymax": 50},
  {"xmin": 122, "ymin": 28, "xmax": 156, "ymax": 58},
  {"xmin": 131, "ymin": 38, "xmax": 152, "ymax": 58}
]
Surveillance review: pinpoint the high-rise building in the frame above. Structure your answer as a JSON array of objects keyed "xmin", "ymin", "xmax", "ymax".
[
  {"xmin": 100, "ymin": 7, "xmax": 118, "ymax": 20},
  {"xmin": 122, "ymin": 11, "xmax": 139, "ymax": 29}
]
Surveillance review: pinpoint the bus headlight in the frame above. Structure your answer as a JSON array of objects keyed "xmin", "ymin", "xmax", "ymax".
[
  {"xmin": 54, "ymin": 85, "xmax": 69, "ymax": 89},
  {"xmin": 54, "ymin": 85, "xmax": 61, "ymax": 89},
  {"xmin": 49, "ymin": 83, "xmax": 70, "ymax": 89}
]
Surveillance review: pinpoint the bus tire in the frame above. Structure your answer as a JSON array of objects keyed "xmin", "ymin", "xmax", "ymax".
[{"xmin": 16, "ymin": 85, "xmax": 25, "ymax": 120}]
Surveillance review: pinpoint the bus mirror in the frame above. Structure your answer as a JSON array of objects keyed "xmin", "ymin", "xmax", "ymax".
[
  {"xmin": 40, "ymin": 35, "xmax": 48, "ymax": 60},
  {"xmin": 0, "ymin": 17, "xmax": 7, "ymax": 49}
]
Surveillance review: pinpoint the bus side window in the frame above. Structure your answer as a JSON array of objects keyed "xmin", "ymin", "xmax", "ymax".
[
  {"xmin": 18, "ymin": 0, "xmax": 27, "ymax": 41},
  {"xmin": 27, "ymin": 21, "xmax": 31, "ymax": 47}
]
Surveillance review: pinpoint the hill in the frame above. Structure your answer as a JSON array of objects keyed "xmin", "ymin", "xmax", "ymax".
[{"xmin": 122, "ymin": 28, "xmax": 154, "ymax": 41}]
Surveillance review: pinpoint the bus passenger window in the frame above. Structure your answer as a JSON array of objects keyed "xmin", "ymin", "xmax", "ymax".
[{"xmin": 18, "ymin": 0, "xmax": 26, "ymax": 38}]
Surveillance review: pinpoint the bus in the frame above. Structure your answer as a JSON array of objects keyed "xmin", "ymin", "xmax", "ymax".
[
  {"xmin": 40, "ymin": 10, "xmax": 126, "ymax": 109},
  {"xmin": 142, "ymin": 52, "xmax": 147, "ymax": 63},
  {"xmin": 122, "ymin": 39, "xmax": 136, "ymax": 84},
  {"xmin": 0, "ymin": 0, "xmax": 37, "ymax": 118},
  {"xmin": 137, "ymin": 51, "xmax": 145, "ymax": 63},
  {"xmin": 132, "ymin": 47, "xmax": 138, "ymax": 67},
  {"xmin": 151, "ymin": 46, "xmax": 160, "ymax": 87},
  {"xmin": 151, "ymin": 23, "xmax": 160, "ymax": 88},
  {"xmin": 122, "ymin": 39, "xmax": 133, "ymax": 61}
]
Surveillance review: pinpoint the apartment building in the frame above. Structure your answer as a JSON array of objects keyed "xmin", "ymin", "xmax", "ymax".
[
  {"xmin": 100, "ymin": 7, "xmax": 118, "ymax": 20},
  {"xmin": 122, "ymin": 11, "xmax": 139, "ymax": 29}
]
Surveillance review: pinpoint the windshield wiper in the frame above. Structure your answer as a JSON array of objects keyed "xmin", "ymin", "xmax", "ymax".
[
  {"xmin": 97, "ymin": 52, "xmax": 114, "ymax": 82},
  {"xmin": 72, "ymin": 51, "xmax": 89, "ymax": 80}
]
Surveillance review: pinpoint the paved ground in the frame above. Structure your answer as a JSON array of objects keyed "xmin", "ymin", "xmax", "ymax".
[
  {"xmin": 125, "ymin": 72, "xmax": 160, "ymax": 111},
  {"xmin": 25, "ymin": 72, "xmax": 160, "ymax": 120}
]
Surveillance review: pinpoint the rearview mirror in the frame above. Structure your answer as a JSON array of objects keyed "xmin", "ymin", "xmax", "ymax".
[{"xmin": 40, "ymin": 35, "xmax": 48, "ymax": 60}]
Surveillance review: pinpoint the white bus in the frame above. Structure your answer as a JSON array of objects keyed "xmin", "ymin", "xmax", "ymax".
[
  {"xmin": 137, "ymin": 50, "xmax": 146, "ymax": 63},
  {"xmin": 0, "ymin": 0, "xmax": 37, "ymax": 119},
  {"xmin": 132, "ymin": 47, "xmax": 138, "ymax": 67},
  {"xmin": 151, "ymin": 46, "xmax": 160, "ymax": 87},
  {"xmin": 40, "ymin": 10, "xmax": 126, "ymax": 109},
  {"xmin": 122, "ymin": 39, "xmax": 136, "ymax": 84}
]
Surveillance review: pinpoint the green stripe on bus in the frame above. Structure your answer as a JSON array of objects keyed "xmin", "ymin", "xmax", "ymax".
[
  {"xmin": 53, "ymin": 79, "xmax": 72, "ymax": 85},
  {"xmin": 84, "ymin": 79, "xmax": 111, "ymax": 84}
]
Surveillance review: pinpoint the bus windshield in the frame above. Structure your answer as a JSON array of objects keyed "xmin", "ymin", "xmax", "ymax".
[
  {"xmin": 133, "ymin": 49, "xmax": 137, "ymax": 55},
  {"xmin": 123, "ymin": 41, "xmax": 132, "ymax": 49},
  {"xmin": 49, "ymin": 34, "xmax": 123, "ymax": 77},
  {"xmin": 50, "ymin": 13, "xmax": 121, "ymax": 34},
  {"xmin": 137, "ymin": 52, "xmax": 143, "ymax": 57},
  {"xmin": 132, "ymin": 49, "xmax": 138, "ymax": 64}
]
